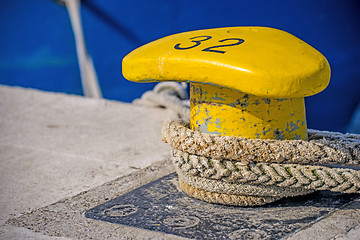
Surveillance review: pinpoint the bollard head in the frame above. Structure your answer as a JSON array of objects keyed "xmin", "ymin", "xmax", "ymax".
[
  {"xmin": 122, "ymin": 26, "xmax": 330, "ymax": 98},
  {"xmin": 122, "ymin": 27, "xmax": 330, "ymax": 139}
]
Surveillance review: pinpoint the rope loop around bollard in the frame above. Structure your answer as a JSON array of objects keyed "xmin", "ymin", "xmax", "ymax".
[
  {"xmin": 162, "ymin": 120, "xmax": 360, "ymax": 206},
  {"xmin": 162, "ymin": 121, "xmax": 360, "ymax": 166}
]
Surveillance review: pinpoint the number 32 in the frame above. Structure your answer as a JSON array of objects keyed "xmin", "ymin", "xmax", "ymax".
[{"xmin": 174, "ymin": 35, "xmax": 244, "ymax": 54}]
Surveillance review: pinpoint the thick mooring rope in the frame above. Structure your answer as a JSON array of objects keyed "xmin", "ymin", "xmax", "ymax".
[
  {"xmin": 163, "ymin": 121, "xmax": 360, "ymax": 165},
  {"xmin": 162, "ymin": 120, "xmax": 360, "ymax": 206},
  {"xmin": 177, "ymin": 168, "xmax": 313, "ymax": 197},
  {"xmin": 173, "ymin": 149, "xmax": 360, "ymax": 193},
  {"xmin": 133, "ymin": 82, "xmax": 190, "ymax": 120}
]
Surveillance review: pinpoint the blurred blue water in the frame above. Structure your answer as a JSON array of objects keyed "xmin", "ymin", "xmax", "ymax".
[{"xmin": 0, "ymin": 0, "xmax": 359, "ymax": 133}]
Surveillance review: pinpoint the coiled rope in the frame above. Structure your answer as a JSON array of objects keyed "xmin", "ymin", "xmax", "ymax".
[{"xmin": 162, "ymin": 121, "xmax": 360, "ymax": 206}]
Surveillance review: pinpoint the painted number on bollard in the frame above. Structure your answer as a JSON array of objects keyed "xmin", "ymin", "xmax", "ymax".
[{"xmin": 174, "ymin": 36, "xmax": 245, "ymax": 54}]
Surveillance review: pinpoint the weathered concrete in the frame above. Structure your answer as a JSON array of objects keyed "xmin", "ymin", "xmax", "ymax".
[
  {"xmin": 6, "ymin": 159, "xmax": 186, "ymax": 240},
  {"xmin": 287, "ymin": 199, "xmax": 360, "ymax": 240},
  {"xmin": 0, "ymin": 85, "xmax": 171, "ymax": 239},
  {"xmin": 1, "ymin": 85, "xmax": 359, "ymax": 239},
  {"xmin": 5, "ymin": 158, "xmax": 360, "ymax": 240}
]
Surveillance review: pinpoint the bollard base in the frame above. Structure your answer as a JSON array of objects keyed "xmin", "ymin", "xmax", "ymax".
[
  {"xmin": 179, "ymin": 179, "xmax": 282, "ymax": 206},
  {"xmin": 84, "ymin": 172, "xmax": 357, "ymax": 240}
]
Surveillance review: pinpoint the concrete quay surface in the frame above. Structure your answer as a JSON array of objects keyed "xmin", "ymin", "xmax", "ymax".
[{"xmin": 0, "ymin": 85, "xmax": 359, "ymax": 239}]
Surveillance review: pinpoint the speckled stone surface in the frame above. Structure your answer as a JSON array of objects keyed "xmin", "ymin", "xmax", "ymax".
[
  {"xmin": 85, "ymin": 173, "xmax": 358, "ymax": 240},
  {"xmin": 7, "ymin": 160, "xmax": 358, "ymax": 240}
]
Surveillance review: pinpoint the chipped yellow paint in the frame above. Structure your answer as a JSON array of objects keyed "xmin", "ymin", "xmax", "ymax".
[{"xmin": 190, "ymin": 83, "xmax": 307, "ymax": 140}]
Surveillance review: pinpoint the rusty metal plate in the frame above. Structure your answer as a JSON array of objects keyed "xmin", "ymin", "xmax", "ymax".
[{"xmin": 85, "ymin": 173, "xmax": 357, "ymax": 240}]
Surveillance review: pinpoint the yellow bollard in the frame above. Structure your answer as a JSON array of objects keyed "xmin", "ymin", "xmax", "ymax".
[
  {"xmin": 190, "ymin": 83, "xmax": 307, "ymax": 140},
  {"xmin": 122, "ymin": 26, "xmax": 330, "ymax": 141}
]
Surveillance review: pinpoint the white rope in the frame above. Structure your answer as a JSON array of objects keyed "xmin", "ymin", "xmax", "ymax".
[
  {"xmin": 133, "ymin": 82, "xmax": 190, "ymax": 120},
  {"xmin": 65, "ymin": 0, "xmax": 102, "ymax": 98}
]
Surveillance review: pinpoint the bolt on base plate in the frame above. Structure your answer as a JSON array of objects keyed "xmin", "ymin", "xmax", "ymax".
[{"xmin": 85, "ymin": 173, "xmax": 357, "ymax": 240}]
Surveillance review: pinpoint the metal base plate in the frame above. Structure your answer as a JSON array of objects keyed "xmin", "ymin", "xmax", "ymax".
[{"xmin": 85, "ymin": 173, "xmax": 357, "ymax": 239}]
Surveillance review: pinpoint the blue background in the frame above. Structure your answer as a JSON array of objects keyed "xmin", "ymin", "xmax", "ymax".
[{"xmin": 1, "ymin": 0, "xmax": 359, "ymax": 132}]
